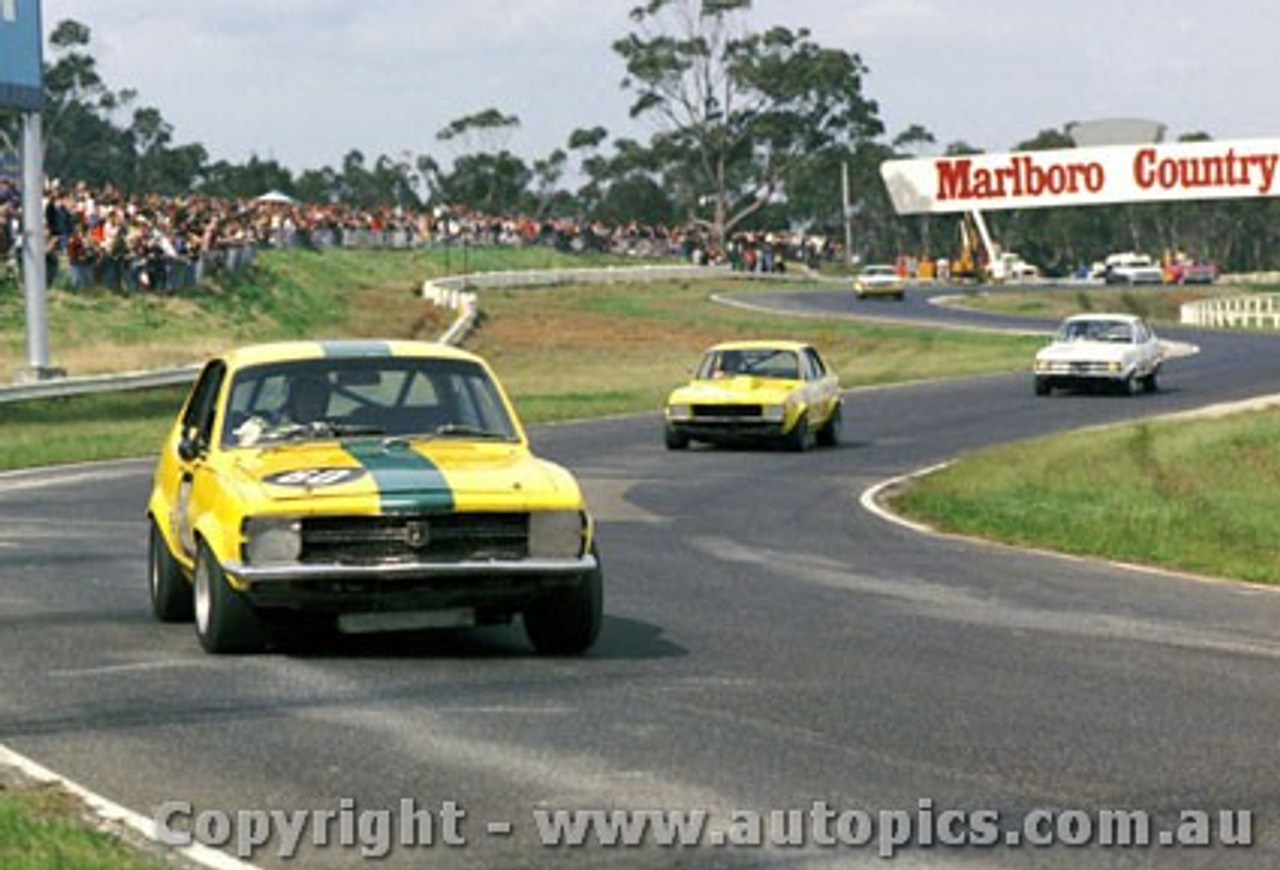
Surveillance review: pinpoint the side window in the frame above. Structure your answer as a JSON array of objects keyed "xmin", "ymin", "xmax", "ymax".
[
  {"xmin": 804, "ymin": 349, "xmax": 827, "ymax": 380},
  {"xmin": 181, "ymin": 361, "xmax": 227, "ymax": 449}
]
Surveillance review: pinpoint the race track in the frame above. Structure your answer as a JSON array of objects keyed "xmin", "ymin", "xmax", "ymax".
[{"xmin": 3, "ymin": 285, "xmax": 1280, "ymax": 869}]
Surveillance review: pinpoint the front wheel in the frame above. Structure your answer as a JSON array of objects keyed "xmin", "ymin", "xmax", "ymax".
[
  {"xmin": 149, "ymin": 518, "xmax": 194, "ymax": 622},
  {"xmin": 664, "ymin": 425, "xmax": 689, "ymax": 450},
  {"xmin": 523, "ymin": 546, "xmax": 603, "ymax": 656},
  {"xmin": 1142, "ymin": 367, "xmax": 1160, "ymax": 393},
  {"xmin": 815, "ymin": 404, "xmax": 843, "ymax": 447},
  {"xmin": 1033, "ymin": 377, "xmax": 1051, "ymax": 396},
  {"xmin": 194, "ymin": 542, "xmax": 265, "ymax": 654},
  {"xmin": 784, "ymin": 416, "xmax": 813, "ymax": 452}
]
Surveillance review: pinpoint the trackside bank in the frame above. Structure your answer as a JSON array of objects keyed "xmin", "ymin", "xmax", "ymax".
[{"xmin": 880, "ymin": 137, "xmax": 1280, "ymax": 213}]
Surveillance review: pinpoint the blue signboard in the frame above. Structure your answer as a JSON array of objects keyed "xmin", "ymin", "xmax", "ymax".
[{"xmin": 0, "ymin": 0, "xmax": 43, "ymax": 111}]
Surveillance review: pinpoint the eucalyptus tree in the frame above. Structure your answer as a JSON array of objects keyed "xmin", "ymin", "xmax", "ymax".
[
  {"xmin": 612, "ymin": 0, "xmax": 883, "ymax": 247},
  {"xmin": 431, "ymin": 109, "xmax": 532, "ymax": 215},
  {"xmin": 38, "ymin": 19, "xmax": 140, "ymax": 188}
]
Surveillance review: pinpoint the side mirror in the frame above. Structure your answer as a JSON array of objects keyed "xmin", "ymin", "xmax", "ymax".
[{"xmin": 177, "ymin": 431, "xmax": 205, "ymax": 462}]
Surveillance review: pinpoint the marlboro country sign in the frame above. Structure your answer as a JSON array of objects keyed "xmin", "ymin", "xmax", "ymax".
[{"xmin": 880, "ymin": 137, "xmax": 1280, "ymax": 214}]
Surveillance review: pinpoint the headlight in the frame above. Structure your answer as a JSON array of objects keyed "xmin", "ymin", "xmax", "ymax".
[
  {"xmin": 529, "ymin": 511, "xmax": 585, "ymax": 559},
  {"xmin": 762, "ymin": 405, "xmax": 785, "ymax": 422},
  {"xmin": 1108, "ymin": 361, "xmax": 1123, "ymax": 373},
  {"xmin": 667, "ymin": 403, "xmax": 692, "ymax": 421},
  {"xmin": 242, "ymin": 517, "xmax": 302, "ymax": 565}
]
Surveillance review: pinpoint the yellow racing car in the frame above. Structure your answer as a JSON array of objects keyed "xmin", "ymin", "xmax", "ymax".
[
  {"xmin": 663, "ymin": 340, "xmax": 843, "ymax": 451},
  {"xmin": 147, "ymin": 340, "xmax": 602, "ymax": 655}
]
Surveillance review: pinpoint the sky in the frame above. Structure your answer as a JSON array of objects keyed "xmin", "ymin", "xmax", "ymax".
[{"xmin": 35, "ymin": 0, "xmax": 1280, "ymax": 176}]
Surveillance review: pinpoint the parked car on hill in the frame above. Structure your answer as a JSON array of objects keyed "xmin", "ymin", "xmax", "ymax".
[
  {"xmin": 1162, "ymin": 254, "xmax": 1218, "ymax": 285},
  {"xmin": 1099, "ymin": 252, "xmax": 1164, "ymax": 285},
  {"xmin": 1032, "ymin": 313, "xmax": 1163, "ymax": 396},
  {"xmin": 146, "ymin": 339, "xmax": 602, "ymax": 655},
  {"xmin": 663, "ymin": 340, "xmax": 843, "ymax": 451}
]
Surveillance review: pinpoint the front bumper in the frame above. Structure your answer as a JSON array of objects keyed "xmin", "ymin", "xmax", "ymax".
[
  {"xmin": 1034, "ymin": 361, "xmax": 1130, "ymax": 381},
  {"xmin": 668, "ymin": 420, "xmax": 789, "ymax": 441},
  {"xmin": 225, "ymin": 554, "xmax": 598, "ymax": 612}
]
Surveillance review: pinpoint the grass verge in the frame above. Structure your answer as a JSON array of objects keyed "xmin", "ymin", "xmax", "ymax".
[
  {"xmin": 938, "ymin": 282, "xmax": 1255, "ymax": 323},
  {"xmin": 0, "ymin": 780, "xmax": 174, "ymax": 870},
  {"xmin": 889, "ymin": 407, "xmax": 1280, "ymax": 584}
]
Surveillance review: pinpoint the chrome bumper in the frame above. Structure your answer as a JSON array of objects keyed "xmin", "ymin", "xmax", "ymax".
[{"xmin": 226, "ymin": 553, "xmax": 598, "ymax": 585}]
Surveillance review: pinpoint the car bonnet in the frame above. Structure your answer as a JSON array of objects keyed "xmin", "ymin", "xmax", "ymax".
[
  {"xmin": 229, "ymin": 439, "xmax": 581, "ymax": 512},
  {"xmin": 670, "ymin": 376, "xmax": 802, "ymax": 404}
]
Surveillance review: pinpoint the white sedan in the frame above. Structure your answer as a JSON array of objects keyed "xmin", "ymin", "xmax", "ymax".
[
  {"xmin": 1033, "ymin": 313, "xmax": 1163, "ymax": 396},
  {"xmin": 854, "ymin": 264, "xmax": 906, "ymax": 300}
]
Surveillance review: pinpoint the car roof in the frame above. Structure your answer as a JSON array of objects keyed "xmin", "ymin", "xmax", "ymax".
[
  {"xmin": 1062, "ymin": 312, "xmax": 1144, "ymax": 324},
  {"xmin": 220, "ymin": 339, "xmax": 483, "ymax": 369},
  {"xmin": 704, "ymin": 339, "xmax": 813, "ymax": 353}
]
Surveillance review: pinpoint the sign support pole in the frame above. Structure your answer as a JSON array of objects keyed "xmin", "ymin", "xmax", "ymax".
[{"xmin": 18, "ymin": 109, "xmax": 54, "ymax": 381}]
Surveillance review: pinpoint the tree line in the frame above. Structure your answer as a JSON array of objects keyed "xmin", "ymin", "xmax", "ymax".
[{"xmin": 3, "ymin": 0, "xmax": 1280, "ymax": 274}]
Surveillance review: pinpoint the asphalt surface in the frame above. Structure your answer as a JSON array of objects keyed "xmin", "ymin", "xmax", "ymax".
[{"xmin": 3, "ymin": 285, "xmax": 1280, "ymax": 869}]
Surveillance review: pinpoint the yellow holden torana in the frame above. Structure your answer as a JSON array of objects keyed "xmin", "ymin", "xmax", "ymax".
[
  {"xmin": 663, "ymin": 340, "xmax": 843, "ymax": 451},
  {"xmin": 147, "ymin": 340, "xmax": 602, "ymax": 655}
]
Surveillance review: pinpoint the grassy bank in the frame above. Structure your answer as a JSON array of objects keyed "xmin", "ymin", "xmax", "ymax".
[{"xmin": 0, "ymin": 248, "xmax": 1042, "ymax": 469}]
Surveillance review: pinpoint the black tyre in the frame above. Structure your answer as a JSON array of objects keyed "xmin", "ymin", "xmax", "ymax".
[
  {"xmin": 149, "ymin": 518, "xmax": 194, "ymax": 622},
  {"xmin": 524, "ymin": 546, "xmax": 603, "ymax": 656},
  {"xmin": 664, "ymin": 425, "xmax": 689, "ymax": 450},
  {"xmin": 1033, "ymin": 377, "xmax": 1051, "ymax": 396},
  {"xmin": 193, "ymin": 541, "xmax": 265, "ymax": 654},
  {"xmin": 784, "ymin": 415, "xmax": 813, "ymax": 452},
  {"xmin": 1142, "ymin": 368, "xmax": 1160, "ymax": 393},
  {"xmin": 815, "ymin": 403, "xmax": 843, "ymax": 447}
]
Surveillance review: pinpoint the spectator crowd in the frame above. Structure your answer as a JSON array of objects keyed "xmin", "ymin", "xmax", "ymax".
[{"xmin": 0, "ymin": 177, "xmax": 842, "ymax": 293}]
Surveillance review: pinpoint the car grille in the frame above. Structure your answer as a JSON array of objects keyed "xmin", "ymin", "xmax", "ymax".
[
  {"xmin": 1046, "ymin": 361, "xmax": 1115, "ymax": 375},
  {"xmin": 691, "ymin": 404, "xmax": 763, "ymax": 418},
  {"xmin": 301, "ymin": 513, "xmax": 529, "ymax": 564}
]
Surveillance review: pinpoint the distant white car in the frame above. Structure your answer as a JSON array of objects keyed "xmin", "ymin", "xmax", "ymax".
[
  {"xmin": 1033, "ymin": 313, "xmax": 1163, "ymax": 395},
  {"xmin": 1100, "ymin": 252, "xmax": 1164, "ymax": 285},
  {"xmin": 854, "ymin": 264, "xmax": 905, "ymax": 300}
]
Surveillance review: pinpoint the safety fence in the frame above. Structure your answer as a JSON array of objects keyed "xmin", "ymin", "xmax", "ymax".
[{"xmin": 1181, "ymin": 290, "xmax": 1280, "ymax": 328}]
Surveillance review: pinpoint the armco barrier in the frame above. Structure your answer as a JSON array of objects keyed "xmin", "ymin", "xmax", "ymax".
[
  {"xmin": 0, "ymin": 364, "xmax": 202, "ymax": 405},
  {"xmin": 0, "ymin": 263, "xmax": 742, "ymax": 404}
]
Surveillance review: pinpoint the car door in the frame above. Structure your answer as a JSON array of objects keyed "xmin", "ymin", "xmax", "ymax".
[
  {"xmin": 169, "ymin": 360, "xmax": 227, "ymax": 562},
  {"xmin": 1133, "ymin": 320, "xmax": 1158, "ymax": 375},
  {"xmin": 802, "ymin": 347, "xmax": 839, "ymax": 424}
]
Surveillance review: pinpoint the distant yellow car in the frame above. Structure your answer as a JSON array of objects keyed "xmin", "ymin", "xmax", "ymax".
[
  {"xmin": 663, "ymin": 340, "xmax": 843, "ymax": 451},
  {"xmin": 146, "ymin": 340, "xmax": 602, "ymax": 655},
  {"xmin": 854, "ymin": 264, "xmax": 906, "ymax": 300}
]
